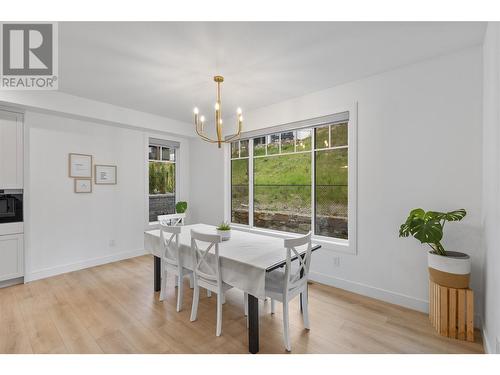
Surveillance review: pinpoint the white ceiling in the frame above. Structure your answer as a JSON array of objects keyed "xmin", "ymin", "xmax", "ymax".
[{"xmin": 59, "ymin": 22, "xmax": 486, "ymax": 123}]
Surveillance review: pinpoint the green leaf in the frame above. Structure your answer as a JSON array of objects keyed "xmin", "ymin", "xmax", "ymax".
[
  {"xmin": 424, "ymin": 211, "xmax": 444, "ymax": 220},
  {"xmin": 409, "ymin": 218, "xmax": 443, "ymax": 244},
  {"xmin": 425, "ymin": 209, "xmax": 466, "ymax": 222},
  {"xmin": 443, "ymin": 209, "xmax": 466, "ymax": 221},
  {"xmin": 408, "ymin": 208, "xmax": 425, "ymax": 220},
  {"xmin": 399, "ymin": 223, "xmax": 411, "ymax": 237}
]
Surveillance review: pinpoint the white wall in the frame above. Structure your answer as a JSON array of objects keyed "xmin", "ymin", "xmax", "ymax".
[
  {"xmin": 24, "ymin": 111, "xmax": 190, "ymax": 281},
  {"xmin": 481, "ymin": 22, "xmax": 500, "ymax": 354},
  {"xmin": 190, "ymin": 46, "xmax": 484, "ymax": 314},
  {"xmin": 189, "ymin": 138, "xmax": 225, "ymax": 226}
]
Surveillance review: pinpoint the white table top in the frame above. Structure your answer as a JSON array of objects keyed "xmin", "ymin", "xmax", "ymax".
[{"xmin": 144, "ymin": 223, "xmax": 319, "ymax": 298}]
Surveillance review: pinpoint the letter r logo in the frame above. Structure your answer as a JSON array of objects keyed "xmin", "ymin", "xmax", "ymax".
[{"xmin": 2, "ymin": 24, "xmax": 53, "ymax": 75}]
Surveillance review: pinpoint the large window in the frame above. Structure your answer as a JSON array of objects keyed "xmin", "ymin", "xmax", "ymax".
[
  {"xmin": 230, "ymin": 118, "xmax": 350, "ymax": 240},
  {"xmin": 149, "ymin": 143, "xmax": 176, "ymax": 222}
]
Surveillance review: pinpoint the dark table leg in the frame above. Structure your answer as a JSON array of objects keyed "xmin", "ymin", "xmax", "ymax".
[
  {"xmin": 300, "ymin": 267, "xmax": 304, "ymax": 312},
  {"xmin": 248, "ymin": 294, "xmax": 259, "ymax": 354},
  {"xmin": 154, "ymin": 256, "xmax": 161, "ymax": 292}
]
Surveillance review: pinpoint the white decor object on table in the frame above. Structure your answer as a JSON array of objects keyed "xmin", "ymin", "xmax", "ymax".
[
  {"xmin": 265, "ymin": 232, "xmax": 312, "ymax": 351},
  {"xmin": 216, "ymin": 222, "xmax": 231, "ymax": 241},
  {"xmin": 159, "ymin": 224, "xmax": 193, "ymax": 312},
  {"xmin": 95, "ymin": 164, "xmax": 117, "ymax": 184},
  {"xmin": 69, "ymin": 153, "xmax": 92, "ymax": 178},
  {"xmin": 189, "ymin": 230, "xmax": 233, "ymax": 336},
  {"xmin": 74, "ymin": 178, "xmax": 92, "ymax": 193}
]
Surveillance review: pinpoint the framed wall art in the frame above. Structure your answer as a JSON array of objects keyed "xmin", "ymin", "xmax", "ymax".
[
  {"xmin": 95, "ymin": 164, "xmax": 117, "ymax": 185},
  {"xmin": 74, "ymin": 178, "xmax": 92, "ymax": 193},
  {"xmin": 69, "ymin": 153, "xmax": 93, "ymax": 178}
]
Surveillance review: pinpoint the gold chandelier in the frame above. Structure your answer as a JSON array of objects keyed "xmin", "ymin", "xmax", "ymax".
[{"xmin": 193, "ymin": 75, "xmax": 243, "ymax": 148}]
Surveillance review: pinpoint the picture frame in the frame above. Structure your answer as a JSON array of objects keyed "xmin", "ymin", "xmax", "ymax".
[
  {"xmin": 74, "ymin": 179, "xmax": 92, "ymax": 193},
  {"xmin": 95, "ymin": 164, "xmax": 117, "ymax": 185},
  {"xmin": 69, "ymin": 153, "xmax": 93, "ymax": 178}
]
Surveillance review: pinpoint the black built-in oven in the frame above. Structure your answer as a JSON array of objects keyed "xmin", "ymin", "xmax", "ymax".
[{"xmin": 0, "ymin": 191, "xmax": 23, "ymax": 224}]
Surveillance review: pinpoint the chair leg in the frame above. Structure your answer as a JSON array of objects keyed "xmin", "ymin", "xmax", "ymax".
[
  {"xmin": 271, "ymin": 299, "xmax": 275, "ymax": 314},
  {"xmin": 207, "ymin": 289, "xmax": 212, "ymax": 298},
  {"xmin": 222, "ymin": 293, "xmax": 226, "ymax": 305},
  {"xmin": 216, "ymin": 293, "xmax": 223, "ymax": 336},
  {"xmin": 244, "ymin": 293, "xmax": 248, "ymax": 316},
  {"xmin": 283, "ymin": 298, "xmax": 291, "ymax": 352},
  {"xmin": 189, "ymin": 274, "xmax": 194, "ymax": 289},
  {"xmin": 176, "ymin": 273, "xmax": 184, "ymax": 312},
  {"xmin": 159, "ymin": 261, "xmax": 167, "ymax": 301},
  {"xmin": 190, "ymin": 285, "xmax": 200, "ymax": 322},
  {"xmin": 302, "ymin": 288, "xmax": 310, "ymax": 330}
]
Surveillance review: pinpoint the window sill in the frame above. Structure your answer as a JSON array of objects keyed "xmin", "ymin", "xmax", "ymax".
[{"xmin": 230, "ymin": 224, "xmax": 356, "ymax": 255}]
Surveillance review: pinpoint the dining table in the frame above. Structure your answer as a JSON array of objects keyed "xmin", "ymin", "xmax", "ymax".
[{"xmin": 144, "ymin": 223, "xmax": 321, "ymax": 354}]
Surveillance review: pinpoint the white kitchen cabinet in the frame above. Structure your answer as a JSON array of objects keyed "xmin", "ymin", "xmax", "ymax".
[
  {"xmin": 0, "ymin": 233, "xmax": 24, "ymax": 281},
  {"xmin": 0, "ymin": 109, "xmax": 23, "ymax": 189}
]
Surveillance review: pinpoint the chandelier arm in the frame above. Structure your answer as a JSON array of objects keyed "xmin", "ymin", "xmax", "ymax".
[
  {"xmin": 195, "ymin": 127, "xmax": 219, "ymax": 143},
  {"xmin": 225, "ymin": 133, "xmax": 240, "ymax": 142},
  {"xmin": 194, "ymin": 118, "xmax": 218, "ymax": 143}
]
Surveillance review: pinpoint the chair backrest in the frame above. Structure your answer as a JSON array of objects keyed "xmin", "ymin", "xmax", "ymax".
[
  {"xmin": 158, "ymin": 213, "xmax": 186, "ymax": 227},
  {"xmin": 190, "ymin": 230, "xmax": 222, "ymax": 287},
  {"xmin": 283, "ymin": 232, "xmax": 312, "ymax": 293},
  {"xmin": 159, "ymin": 223, "xmax": 181, "ymax": 267}
]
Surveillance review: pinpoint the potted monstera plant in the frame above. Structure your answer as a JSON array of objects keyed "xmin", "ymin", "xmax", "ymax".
[{"xmin": 399, "ymin": 208, "xmax": 471, "ymax": 289}]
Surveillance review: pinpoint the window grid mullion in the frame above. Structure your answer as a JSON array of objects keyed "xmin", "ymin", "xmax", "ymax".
[
  {"xmin": 249, "ymin": 139, "xmax": 254, "ymax": 228},
  {"xmin": 311, "ymin": 129, "xmax": 316, "ymax": 236}
]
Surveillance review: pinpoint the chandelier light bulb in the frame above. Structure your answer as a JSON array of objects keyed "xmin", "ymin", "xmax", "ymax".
[
  {"xmin": 193, "ymin": 107, "xmax": 199, "ymax": 115},
  {"xmin": 237, "ymin": 107, "xmax": 242, "ymax": 115},
  {"xmin": 200, "ymin": 115, "xmax": 205, "ymax": 122}
]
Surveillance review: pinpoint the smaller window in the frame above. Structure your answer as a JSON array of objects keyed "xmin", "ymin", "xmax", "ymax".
[
  {"xmin": 267, "ymin": 134, "xmax": 280, "ymax": 155},
  {"xmin": 315, "ymin": 126, "xmax": 329, "ymax": 149},
  {"xmin": 254, "ymin": 136, "xmax": 266, "ymax": 156},
  {"xmin": 331, "ymin": 123, "xmax": 348, "ymax": 147},
  {"xmin": 280, "ymin": 131, "xmax": 295, "ymax": 153},
  {"xmin": 149, "ymin": 145, "xmax": 159, "ymax": 160},
  {"xmin": 161, "ymin": 147, "xmax": 171, "ymax": 161},
  {"xmin": 231, "ymin": 141, "xmax": 239, "ymax": 158},
  {"xmin": 296, "ymin": 130, "xmax": 312, "ymax": 151},
  {"xmin": 240, "ymin": 140, "xmax": 249, "ymax": 157}
]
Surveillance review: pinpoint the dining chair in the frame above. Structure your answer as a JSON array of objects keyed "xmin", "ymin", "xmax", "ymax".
[
  {"xmin": 158, "ymin": 212, "xmax": 186, "ymax": 227},
  {"xmin": 159, "ymin": 223, "xmax": 192, "ymax": 312},
  {"xmin": 265, "ymin": 232, "xmax": 312, "ymax": 351},
  {"xmin": 189, "ymin": 229, "xmax": 233, "ymax": 336}
]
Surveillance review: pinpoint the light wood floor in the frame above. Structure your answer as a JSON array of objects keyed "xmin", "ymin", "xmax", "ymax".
[{"xmin": 0, "ymin": 255, "xmax": 484, "ymax": 354}]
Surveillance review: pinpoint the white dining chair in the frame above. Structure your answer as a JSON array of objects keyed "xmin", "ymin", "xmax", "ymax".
[
  {"xmin": 158, "ymin": 212, "xmax": 186, "ymax": 227},
  {"xmin": 189, "ymin": 229, "xmax": 233, "ymax": 336},
  {"xmin": 265, "ymin": 232, "xmax": 312, "ymax": 351},
  {"xmin": 159, "ymin": 223, "xmax": 192, "ymax": 312}
]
